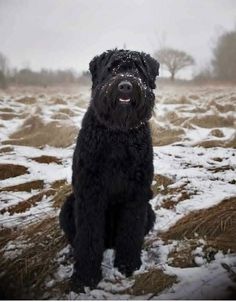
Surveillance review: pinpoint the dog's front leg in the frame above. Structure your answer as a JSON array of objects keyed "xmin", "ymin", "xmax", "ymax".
[
  {"xmin": 71, "ymin": 189, "xmax": 105, "ymax": 292},
  {"xmin": 114, "ymin": 201, "xmax": 147, "ymax": 277}
]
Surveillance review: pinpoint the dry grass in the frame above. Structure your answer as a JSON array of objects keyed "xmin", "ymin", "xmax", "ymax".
[
  {"xmin": 0, "ymin": 107, "xmax": 14, "ymax": 113},
  {"xmin": 0, "ymin": 86, "xmax": 235, "ymax": 298},
  {"xmin": 167, "ymin": 239, "xmax": 221, "ymax": 268},
  {"xmin": 2, "ymin": 115, "xmax": 78, "ymax": 148},
  {"xmin": 194, "ymin": 140, "xmax": 225, "ymax": 148},
  {"xmin": 150, "ymin": 120, "xmax": 185, "ymax": 146},
  {"xmin": 127, "ymin": 269, "xmax": 177, "ymax": 296},
  {"xmin": 207, "ymin": 165, "xmax": 233, "ymax": 173},
  {"xmin": 0, "ymin": 146, "xmax": 14, "ymax": 153},
  {"xmin": 49, "ymin": 97, "xmax": 67, "ymax": 105},
  {"xmin": 161, "ymin": 197, "xmax": 236, "ymax": 252},
  {"xmin": 152, "ymin": 174, "xmax": 173, "ymax": 197},
  {"xmin": 0, "ymin": 183, "xmax": 73, "ymax": 299},
  {"xmin": 210, "ymin": 128, "xmax": 224, "ymax": 137},
  {"xmin": 186, "ymin": 106, "xmax": 207, "ymax": 114},
  {"xmin": 167, "ymin": 240, "xmax": 199, "ymax": 268},
  {"xmin": 16, "ymin": 96, "xmax": 37, "ymax": 104},
  {"xmin": 0, "ymin": 216, "xmax": 67, "ymax": 299},
  {"xmin": 51, "ymin": 179, "xmax": 68, "ymax": 189},
  {"xmin": 189, "ymin": 94, "xmax": 199, "ymax": 100},
  {"xmin": 53, "ymin": 183, "xmax": 72, "ymax": 208},
  {"xmin": 58, "ymin": 108, "xmax": 76, "ymax": 116},
  {"xmin": 189, "ymin": 114, "xmax": 234, "ymax": 128},
  {"xmin": 224, "ymin": 133, "xmax": 236, "ymax": 148},
  {"xmin": 211, "ymin": 157, "xmax": 223, "ymax": 162},
  {"xmin": 0, "ymin": 180, "xmax": 44, "ymax": 192},
  {"xmin": 211, "ymin": 102, "xmax": 235, "ymax": 113},
  {"xmin": 0, "ymin": 229, "xmax": 18, "ymax": 253},
  {"xmin": 152, "ymin": 176, "xmax": 196, "ymax": 210},
  {"xmin": 0, "ymin": 113, "xmax": 21, "ymax": 120},
  {"xmin": 161, "ymin": 190, "xmax": 193, "ymax": 210},
  {"xmin": 163, "ymin": 111, "xmax": 187, "ymax": 126},
  {"xmin": 30, "ymin": 155, "xmax": 62, "ymax": 164},
  {"xmin": 0, "ymin": 189, "xmax": 55, "ymax": 215},
  {"xmin": 51, "ymin": 112, "xmax": 70, "ymax": 120},
  {"xmin": 195, "ymin": 133, "xmax": 236, "ymax": 148},
  {"xmin": 0, "ymin": 163, "xmax": 28, "ymax": 180},
  {"xmin": 0, "ymin": 177, "xmax": 197, "ymax": 299},
  {"xmin": 163, "ymin": 95, "xmax": 192, "ymax": 104},
  {"xmin": 160, "ymin": 187, "xmax": 196, "ymax": 210}
]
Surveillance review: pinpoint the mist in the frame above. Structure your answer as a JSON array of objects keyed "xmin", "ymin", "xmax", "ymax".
[{"xmin": 0, "ymin": 0, "xmax": 235, "ymax": 78}]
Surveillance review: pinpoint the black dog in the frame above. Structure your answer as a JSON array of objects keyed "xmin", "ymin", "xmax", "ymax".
[{"xmin": 59, "ymin": 49, "xmax": 159, "ymax": 291}]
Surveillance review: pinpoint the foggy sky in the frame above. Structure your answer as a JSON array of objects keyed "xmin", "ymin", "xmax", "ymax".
[{"xmin": 0, "ymin": 0, "xmax": 235, "ymax": 78}]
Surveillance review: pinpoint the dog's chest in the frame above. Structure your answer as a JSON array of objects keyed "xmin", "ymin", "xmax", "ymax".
[
  {"xmin": 105, "ymin": 131, "xmax": 145, "ymax": 166},
  {"xmin": 102, "ymin": 130, "xmax": 148, "ymax": 188}
]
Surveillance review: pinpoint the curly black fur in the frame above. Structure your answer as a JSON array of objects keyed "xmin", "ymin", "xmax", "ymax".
[{"xmin": 59, "ymin": 49, "xmax": 159, "ymax": 291}]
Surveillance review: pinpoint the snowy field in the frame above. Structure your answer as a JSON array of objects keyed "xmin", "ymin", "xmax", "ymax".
[{"xmin": 0, "ymin": 84, "xmax": 235, "ymax": 299}]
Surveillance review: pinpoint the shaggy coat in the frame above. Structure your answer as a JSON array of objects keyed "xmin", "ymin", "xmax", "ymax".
[{"xmin": 59, "ymin": 49, "xmax": 159, "ymax": 291}]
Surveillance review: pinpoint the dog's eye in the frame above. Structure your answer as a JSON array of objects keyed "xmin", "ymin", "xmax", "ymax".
[{"xmin": 111, "ymin": 61, "xmax": 119, "ymax": 69}]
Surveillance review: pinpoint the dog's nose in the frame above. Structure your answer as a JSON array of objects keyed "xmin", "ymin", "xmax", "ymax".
[{"xmin": 118, "ymin": 81, "xmax": 133, "ymax": 93}]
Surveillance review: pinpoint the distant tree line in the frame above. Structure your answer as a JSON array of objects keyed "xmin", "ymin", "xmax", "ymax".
[
  {"xmin": 0, "ymin": 54, "xmax": 91, "ymax": 89},
  {"xmin": 0, "ymin": 26, "xmax": 235, "ymax": 88},
  {"xmin": 9, "ymin": 68, "xmax": 88, "ymax": 86},
  {"xmin": 195, "ymin": 27, "xmax": 236, "ymax": 82}
]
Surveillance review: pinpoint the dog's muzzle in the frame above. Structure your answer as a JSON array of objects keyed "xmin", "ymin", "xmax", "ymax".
[{"xmin": 117, "ymin": 80, "xmax": 133, "ymax": 104}]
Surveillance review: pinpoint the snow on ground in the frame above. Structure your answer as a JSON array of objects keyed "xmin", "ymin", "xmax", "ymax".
[
  {"xmin": 157, "ymin": 252, "xmax": 236, "ymax": 299},
  {"xmin": 0, "ymin": 84, "xmax": 236, "ymax": 299},
  {"xmin": 152, "ymin": 145, "xmax": 236, "ymax": 232}
]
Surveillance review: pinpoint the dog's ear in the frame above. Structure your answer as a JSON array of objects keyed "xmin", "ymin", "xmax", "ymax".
[
  {"xmin": 89, "ymin": 51, "xmax": 114, "ymax": 86},
  {"xmin": 89, "ymin": 55, "xmax": 100, "ymax": 86},
  {"xmin": 141, "ymin": 54, "xmax": 160, "ymax": 89}
]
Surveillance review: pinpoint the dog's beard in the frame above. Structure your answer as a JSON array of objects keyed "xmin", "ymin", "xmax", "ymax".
[{"xmin": 91, "ymin": 75, "xmax": 155, "ymax": 130}]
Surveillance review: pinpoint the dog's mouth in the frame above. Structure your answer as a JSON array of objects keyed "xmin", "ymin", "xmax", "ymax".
[
  {"xmin": 119, "ymin": 96, "xmax": 131, "ymax": 104},
  {"xmin": 103, "ymin": 75, "xmax": 143, "ymax": 107}
]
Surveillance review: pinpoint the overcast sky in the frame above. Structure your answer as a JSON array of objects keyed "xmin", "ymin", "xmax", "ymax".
[{"xmin": 0, "ymin": 0, "xmax": 235, "ymax": 78}]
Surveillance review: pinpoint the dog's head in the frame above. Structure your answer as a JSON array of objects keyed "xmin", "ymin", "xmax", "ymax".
[{"xmin": 89, "ymin": 49, "xmax": 159, "ymax": 130}]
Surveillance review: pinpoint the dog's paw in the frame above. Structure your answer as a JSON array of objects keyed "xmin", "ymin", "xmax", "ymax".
[
  {"xmin": 70, "ymin": 274, "xmax": 86, "ymax": 293},
  {"xmin": 70, "ymin": 271, "xmax": 102, "ymax": 293},
  {"xmin": 116, "ymin": 260, "xmax": 142, "ymax": 278},
  {"xmin": 118, "ymin": 265, "xmax": 134, "ymax": 277}
]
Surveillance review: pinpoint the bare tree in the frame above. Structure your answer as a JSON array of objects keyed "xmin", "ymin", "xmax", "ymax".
[
  {"xmin": 154, "ymin": 48, "xmax": 195, "ymax": 81},
  {"xmin": 0, "ymin": 52, "xmax": 9, "ymax": 89},
  {"xmin": 0, "ymin": 52, "xmax": 9, "ymax": 75}
]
